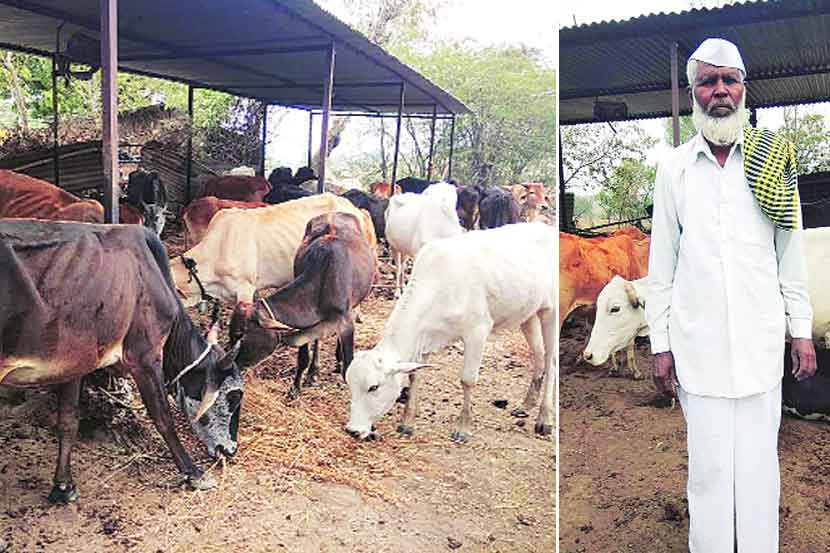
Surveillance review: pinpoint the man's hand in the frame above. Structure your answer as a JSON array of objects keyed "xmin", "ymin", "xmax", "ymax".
[
  {"xmin": 652, "ymin": 351, "xmax": 678, "ymax": 398},
  {"xmin": 791, "ymin": 338, "xmax": 817, "ymax": 381}
]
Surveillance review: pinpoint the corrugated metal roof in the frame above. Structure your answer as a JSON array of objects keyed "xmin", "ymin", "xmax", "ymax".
[
  {"xmin": 560, "ymin": 0, "xmax": 830, "ymax": 124},
  {"xmin": 0, "ymin": 0, "xmax": 468, "ymax": 115}
]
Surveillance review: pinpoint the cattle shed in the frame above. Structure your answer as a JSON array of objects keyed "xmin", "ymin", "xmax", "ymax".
[
  {"xmin": 0, "ymin": 0, "xmax": 469, "ymax": 221},
  {"xmin": 559, "ymin": 0, "xmax": 830, "ymax": 228}
]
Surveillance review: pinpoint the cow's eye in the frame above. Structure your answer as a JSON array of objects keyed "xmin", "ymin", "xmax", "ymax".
[
  {"xmin": 368, "ymin": 384, "xmax": 379, "ymax": 393},
  {"xmin": 610, "ymin": 305, "xmax": 621, "ymax": 314}
]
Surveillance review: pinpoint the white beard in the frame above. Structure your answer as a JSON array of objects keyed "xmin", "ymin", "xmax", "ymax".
[{"xmin": 691, "ymin": 93, "xmax": 747, "ymax": 146}]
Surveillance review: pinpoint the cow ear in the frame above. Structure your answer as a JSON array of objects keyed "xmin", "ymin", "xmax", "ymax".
[
  {"xmin": 392, "ymin": 362, "xmax": 433, "ymax": 375},
  {"xmin": 623, "ymin": 281, "xmax": 641, "ymax": 308}
]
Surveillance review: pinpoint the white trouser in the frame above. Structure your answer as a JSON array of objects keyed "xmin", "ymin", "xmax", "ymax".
[{"xmin": 678, "ymin": 383, "xmax": 782, "ymax": 553}]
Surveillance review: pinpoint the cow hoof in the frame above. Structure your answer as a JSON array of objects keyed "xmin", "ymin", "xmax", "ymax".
[
  {"xmin": 187, "ymin": 472, "xmax": 217, "ymax": 491},
  {"xmin": 47, "ymin": 482, "xmax": 79, "ymax": 504},
  {"xmin": 510, "ymin": 408, "xmax": 529, "ymax": 418},
  {"xmin": 396, "ymin": 424, "xmax": 414, "ymax": 436},
  {"xmin": 450, "ymin": 431, "xmax": 471, "ymax": 443},
  {"xmin": 534, "ymin": 423, "xmax": 553, "ymax": 436}
]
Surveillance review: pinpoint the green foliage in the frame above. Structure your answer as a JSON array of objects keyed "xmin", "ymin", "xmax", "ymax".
[
  {"xmin": 779, "ymin": 107, "xmax": 830, "ymax": 174},
  {"xmin": 662, "ymin": 115, "xmax": 697, "ymax": 147},
  {"xmin": 595, "ymin": 158, "xmax": 656, "ymax": 222},
  {"xmin": 396, "ymin": 43, "xmax": 556, "ymax": 187}
]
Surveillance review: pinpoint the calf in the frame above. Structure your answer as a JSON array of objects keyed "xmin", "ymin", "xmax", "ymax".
[
  {"xmin": 510, "ymin": 183, "xmax": 550, "ymax": 222},
  {"xmin": 0, "ymin": 220, "xmax": 242, "ymax": 502},
  {"xmin": 126, "ymin": 169, "xmax": 168, "ymax": 235},
  {"xmin": 231, "ymin": 212, "xmax": 376, "ymax": 397},
  {"xmin": 384, "ymin": 193, "xmax": 463, "ymax": 297},
  {"xmin": 479, "ymin": 186, "xmax": 521, "ymax": 229},
  {"xmin": 181, "ymin": 196, "xmax": 268, "ymax": 247},
  {"xmin": 345, "ymin": 223, "xmax": 557, "ymax": 441},
  {"xmin": 582, "ymin": 276, "xmax": 649, "ymax": 379},
  {"xmin": 203, "ymin": 175, "xmax": 272, "ymax": 203}
]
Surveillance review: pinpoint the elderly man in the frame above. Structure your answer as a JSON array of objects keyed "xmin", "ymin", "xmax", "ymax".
[{"xmin": 646, "ymin": 38, "xmax": 816, "ymax": 553}]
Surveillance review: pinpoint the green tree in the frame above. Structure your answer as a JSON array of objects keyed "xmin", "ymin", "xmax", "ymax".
[
  {"xmin": 662, "ymin": 115, "xmax": 697, "ymax": 147},
  {"xmin": 780, "ymin": 106, "xmax": 830, "ymax": 174},
  {"xmin": 596, "ymin": 158, "xmax": 656, "ymax": 222}
]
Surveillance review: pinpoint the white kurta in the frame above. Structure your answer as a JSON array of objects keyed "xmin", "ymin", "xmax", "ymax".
[{"xmin": 646, "ymin": 131, "xmax": 812, "ymax": 399}]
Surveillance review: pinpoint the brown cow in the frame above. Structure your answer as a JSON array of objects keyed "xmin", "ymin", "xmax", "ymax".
[
  {"xmin": 510, "ymin": 183, "xmax": 551, "ymax": 223},
  {"xmin": 231, "ymin": 212, "xmax": 376, "ymax": 397},
  {"xmin": 119, "ymin": 202, "xmax": 145, "ymax": 226},
  {"xmin": 368, "ymin": 181, "xmax": 402, "ymax": 198},
  {"xmin": 182, "ymin": 196, "xmax": 268, "ymax": 246},
  {"xmin": 202, "ymin": 175, "xmax": 272, "ymax": 203},
  {"xmin": 0, "ymin": 220, "xmax": 243, "ymax": 503},
  {"xmin": 0, "ymin": 170, "xmax": 103, "ymax": 223}
]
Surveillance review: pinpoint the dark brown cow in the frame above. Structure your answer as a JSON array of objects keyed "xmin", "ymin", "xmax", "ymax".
[
  {"xmin": 0, "ymin": 170, "xmax": 104, "ymax": 223},
  {"xmin": 0, "ymin": 220, "xmax": 243, "ymax": 503},
  {"xmin": 456, "ymin": 184, "xmax": 483, "ymax": 230},
  {"xmin": 231, "ymin": 212, "xmax": 376, "ymax": 397},
  {"xmin": 341, "ymin": 188, "xmax": 388, "ymax": 241},
  {"xmin": 202, "ymin": 175, "xmax": 272, "ymax": 203},
  {"xmin": 182, "ymin": 196, "xmax": 268, "ymax": 247},
  {"xmin": 479, "ymin": 187, "xmax": 521, "ymax": 229},
  {"xmin": 119, "ymin": 202, "xmax": 145, "ymax": 225}
]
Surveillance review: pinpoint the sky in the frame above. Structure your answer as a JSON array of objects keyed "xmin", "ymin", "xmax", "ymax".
[{"xmin": 264, "ymin": 0, "xmax": 556, "ymax": 178}]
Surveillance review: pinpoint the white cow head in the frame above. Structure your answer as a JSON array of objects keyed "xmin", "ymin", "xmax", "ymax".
[
  {"xmin": 344, "ymin": 350, "xmax": 429, "ymax": 440},
  {"xmin": 583, "ymin": 276, "xmax": 648, "ymax": 365}
]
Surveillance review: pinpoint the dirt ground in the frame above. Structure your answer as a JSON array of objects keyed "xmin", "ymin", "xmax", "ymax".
[
  {"xmin": 559, "ymin": 309, "xmax": 830, "ymax": 553},
  {"xmin": 0, "ymin": 223, "xmax": 554, "ymax": 553}
]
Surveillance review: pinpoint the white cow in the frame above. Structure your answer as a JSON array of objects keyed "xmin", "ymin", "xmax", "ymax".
[
  {"xmin": 423, "ymin": 181, "xmax": 458, "ymax": 212},
  {"xmin": 385, "ymin": 192, "xmax": 463, "ymax": 297},
  {"xmin": 582, "ymin": 276, "xmax": 649, "ymax": 379},
  {"xmin": 584, "ymin": 227, "xmax": 830, "ymax": 378},
  {"xmin": 345, "ymin": 222, "xmax": 557, "ymax": 442}
]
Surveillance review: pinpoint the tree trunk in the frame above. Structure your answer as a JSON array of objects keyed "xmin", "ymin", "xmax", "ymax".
[
  {"xmin": 2, "ymin": 52, "xmax": 29, "ymax": 133},
  {"xmin": 311, "ymin": 116, "xmax": 349, "ymax": 172}
]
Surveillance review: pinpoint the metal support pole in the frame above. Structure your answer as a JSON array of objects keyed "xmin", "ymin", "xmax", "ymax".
[
  {"xmin": 749, "ymin": 107, "xmax": 758, "ymax": 128},
  {"xmin": 307, "ymin": 110, "xmax": 313, "ymax": 168},
  {"xmin": 101, "ymin": 0, "xmax": 119, "ymax": 224},
  {"xmin": 259, "ymin": 102, "xmax": 268, "ymax": 177},
  {"xmin": 426, "ymin": 104, "xmax": 436, "ymax": 181},
  {"xmin": 448, "ymin": 115, "xmax": 456, "ymax": 180},
  {"xmin": 317, "ymin": 43, "xmax": 336, "ymax": 193},
  {"xmin": 51, "ymin": 52, "xmax": 60, "ymax": 188},
  {"xmin": 670, "ymin": 42, "xmax": 681, "ymax": 147},
  {"xmin": 186, "ymin": 86, "xmax": 194, "ymax": 204},
  {"xmin": 559, "ymin": 128, "xmax": 566, "ymax": 230},
  {"xmin": 390, "ymin": 82, "xmax": 405, "ymax": 193}
]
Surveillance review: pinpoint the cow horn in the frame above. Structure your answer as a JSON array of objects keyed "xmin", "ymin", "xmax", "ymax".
[
  {"xmin": 393, "ymin": 362, "xmax": 433, "ymax": 374},
  {"xmin": 193, "ymin": 381, "xmax": 219, "ymax": 422},
  {"xmin": 623, "ymin": 281, "xmax": 641, "ymax": 308}
]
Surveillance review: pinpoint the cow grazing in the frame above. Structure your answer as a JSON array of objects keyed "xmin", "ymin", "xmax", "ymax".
[
  {"xmin": 181, "ymin": 196, "xmax": 268, "ymax": 247},
  {"xmin": 341, "ymin": 189, "xmax": 388, "ymax": 242},
  {"xmin": 456, "ymin": 184, "xmax": 483, "ymax": 230},
  {"xmin": 384, "ymin": 193, "xmax": 463, "ymax": 297},
  {"xmin": 423, "ymin": 181, "xmax": 458, "ymax": 212},
  {"xmin": 126, "ymin": 169, "xmax": 168, "ymax": 235},
  {"xmin": 0, "ymin": 170, "xmax": 104, "ymax": 223},
  {"xmin": 231, "ymin": 212, "xmax": 376, "ymax": 397},
  {"xmin": 345, "ymin": 223, "xmax": 557, "ymax": 441},
  {"xmin": 0, "ymin": 220, "xmax": 243, "ymax": 502},
  {"xmin": 170, "ymin": 193, "xmax": 375, "ymax": 316},
  {"xmin": 202, "ymin": 175, "xmax": 272, "ymax": 203},
  {"xmin": 479, "ymin": 186, "xmax": 521, "ymax": 229},
  {"xmin": 368, "ymin": 182, "xmax": 402, "ymax": 199},
  {"xmin": 582, "ymin": 276, "xmax": 649, "ymax": 379}
]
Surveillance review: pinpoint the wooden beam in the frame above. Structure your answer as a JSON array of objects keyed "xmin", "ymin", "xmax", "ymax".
[
  {"xmin": 259, "ymin": 102, "xmax": 268, "ymax": 177},
  {"xmin": 317, "ymin": 44, "xmax": 335, "ymax": 193},
  {"xmin": 448, "ymin": 115, "xmax": 456, "ymax": 179},
  {"xmin": 426, "ymin": 104, "xmax": 436, "ymax": 181},
  {"xmin": 390, "ymin": 82, "xmax": 405, "ymax": 193},
  {"xmin": 186, "ymin": 85, "xmax": 194, "ymax": 204},
  {"xmin": 670, "ymin": 41, "xmax": 681, "ymax": 147},
  {"xmin": 101, "ymin": 0, "xmax": 119, "ymax": 223}
]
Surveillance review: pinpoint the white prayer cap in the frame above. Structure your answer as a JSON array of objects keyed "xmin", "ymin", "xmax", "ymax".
[{"xmin": 689, "ymin": 38, "xmax": 746, "ymax": 75}]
